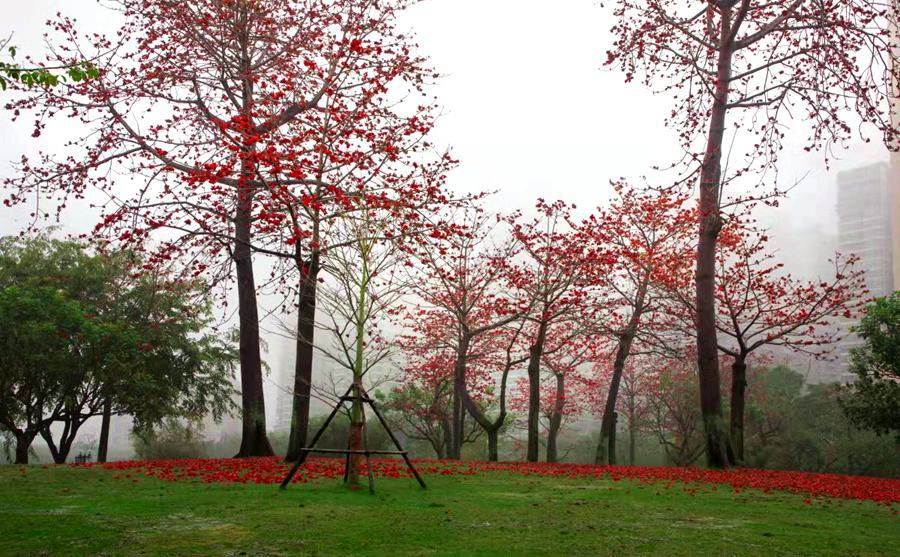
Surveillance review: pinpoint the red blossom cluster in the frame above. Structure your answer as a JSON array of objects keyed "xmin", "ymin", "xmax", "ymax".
[{"xmin": 73, "ymin": 457, "xmax": 900, "ymax": 506}]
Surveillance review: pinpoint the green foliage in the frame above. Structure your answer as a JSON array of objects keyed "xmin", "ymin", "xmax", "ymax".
[
  {"xmin": 840, "ymin": 293, "xmax": 900, "ymax": 439},
  {"xmin": 740, "ymin": 366, "xmax": 900, "ymax": 477},
  {"xmin": 0, "ymin": 284, "xmax": 95, "ymax": 431},
  {"xmin": 269, "ymin": 414, "xmax": 391, "ymax": 455},
  {"xmin": 132, "ymin": 419, "xmax": 207, "ymax": 461},
  {"xmin": 0, "ymin": 233, "xmax": 237, "ymax": 461},
  {"xmin": 741, "ymin": 364, "xmax": 805, "ymax": 467},
  {"xmin": 0, "ymin": 46, "xmax": 99, "ymax": 90}
]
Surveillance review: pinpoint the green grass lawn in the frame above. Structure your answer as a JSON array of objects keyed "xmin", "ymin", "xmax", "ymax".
[{"xmin": 1, "ymin": 463, "xmax": 896, "ymax": 556}]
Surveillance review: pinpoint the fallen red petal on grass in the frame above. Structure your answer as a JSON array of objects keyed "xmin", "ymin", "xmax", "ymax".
[{"xmin": 70, "ymin": 458, "xmax": 900, "ymax": 506}]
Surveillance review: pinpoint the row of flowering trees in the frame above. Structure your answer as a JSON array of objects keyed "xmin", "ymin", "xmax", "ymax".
[
  {"xmin": 386, "ymin": 186, "xmax": 866, "ymax": 465},
  {"xmin": 2, "ymin": 0, "xmax": 897, "ymax": 472}
]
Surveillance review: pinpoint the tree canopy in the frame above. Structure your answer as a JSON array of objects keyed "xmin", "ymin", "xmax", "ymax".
[
  {"xmin": 0, "ymin": 234, "xmax": 237, "ymax": 463},
  {"xmin": 841, "ymin": 293, "xmax": 900, "ymax": 441}
]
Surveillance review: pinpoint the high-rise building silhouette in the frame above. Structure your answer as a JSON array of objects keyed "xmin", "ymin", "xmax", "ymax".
[
  {"xmin": 837, "ymin": 163, "xmax": 895, "ymax": 298},
  {"xmin": 892, "ymin": 0, "xmax": 900, "ymax": 290},
  {"xmin": 836, "ymin": 163, "xmax": 894, "ymax": 365}
]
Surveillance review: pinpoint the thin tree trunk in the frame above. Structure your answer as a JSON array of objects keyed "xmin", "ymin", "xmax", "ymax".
[
  {"xmin": 546, "ymin": 372, "xmax": 565, "ymax": 463},
  {"xmin": 449, "ymin": 334, "xmax": 471, "ymax": 460},
  {"xmin": 596, "ymin": 334, "xmax": 634, "ymax": 465},
  {"xmin": 526, "ymin": 321, "xmax": 548, "ymax": 462},
  {"xmin": 347, "ymin": 242, "xmax": 370, "ymax": 488},
  {"xmin": 430, "ymin": 435, "xmax": 446, "ymax": 459},
  {"xmin": 729, "ymin": 355, "xmax": 748, "ymax": 464},
  {"xmin": 347, "ymin": 382, "xmax": 365, "ymax": 486},
  {"xmin": 97, "ymin": 397, "xmax": 112, "ymax": 463},
  {"xmin": 459, "ymin": 375, "xmax": 506, "ymax": 462},
  {"xmin": 695, "ymin": 5, "xmax": 735, "ymax": 469},
  {"xmin": 456, "ymin": 338, "xmax": 514, "ymax": 462},
  {"xmin": 609, "ymin": 412, "xmax": 618, "ymax": 465},
  {"xmin": 487, "ymin": 429, "xmax": 499, "ymax": 462},
  {"xmin": 285, "ymin": 255, "xmax": 319, "ymax": 462},
  {"xmin": 628, "ymin": 425, "xmax": 636, "ymax": 466},
  {"xmin": 440, "ymin": 417, "xmax": 452, "ymax": 459}
]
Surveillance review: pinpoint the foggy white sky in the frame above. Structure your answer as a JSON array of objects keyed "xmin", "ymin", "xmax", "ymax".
[
  {"xmin": 2, "ymin": 1, "xmax": 889, "ymax": 238},
  {"xmin": 0, "ymin": 1, "xmax": 892, "ymax": 439}
]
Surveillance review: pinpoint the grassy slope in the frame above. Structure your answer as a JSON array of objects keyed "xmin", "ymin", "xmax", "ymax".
[{"xmin": 1, "ymin": 464, "xmax": 896, "ymax": 557}]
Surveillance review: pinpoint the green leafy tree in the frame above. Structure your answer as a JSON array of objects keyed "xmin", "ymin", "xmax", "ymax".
[
  {"xmin": 0, "ymin": 285, "xmax": 91, "ymax": 463},
  {"xmin": 735, "ymin": 364, "xmax": 900, "ymax": 477},
  {"xmin": 131, "ymin": 418, "xmax": 208, "ymax": 461},
  {"xmin": 0, "ymin": 235, "xmax": 236, "ymax": 463},
  {"xmin": 741, "ymin": 365, "xmax": 805, "ymax": 468},
  {"xmin": 841, "ymin": 293, "xmax": 900, "ymax": 441}
]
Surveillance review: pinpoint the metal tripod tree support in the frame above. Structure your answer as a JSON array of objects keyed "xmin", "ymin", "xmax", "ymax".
[{"xmin": 279, "ymin": 383, "xmax": 427, "ymax": 492}]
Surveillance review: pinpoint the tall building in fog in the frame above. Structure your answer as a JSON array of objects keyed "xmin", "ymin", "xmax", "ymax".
[
  {"xmin": 893, "ymin": 153, "xmax": 900, "ymax": 290},
  {"xmin": 836, "ymin": 163, "xmax": 895, "ymax": 365},
  {"xmin": 275, "ymin": 388, "xmax": 293, "ymax": 432},
  {"xmin": 837, "ymin": 163, "xmax": 894, "ymax": 297},
  {"xmin": 893, "ymin": 155, "xmax": 900, "ymax": 292},
  {"xmin": 892, "ymin": 0, "xmax": 900, "ymax": 290}
]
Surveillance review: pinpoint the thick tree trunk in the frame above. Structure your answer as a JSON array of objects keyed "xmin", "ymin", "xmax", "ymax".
[
  {"xmin": 729, "ymin": 355, "xmax": 748, "ymax": 464},
  {"xmin": 546, "ymin": 372, "xmax": 565, "ymax": 463},
  {"xmin": 695, "ymin": 6, "xmax": 735, "ymax": 469},
  {"xmin": 234, "ymin": 22, "xmax": 273, "ymax": 458},
  {"xmin": 596, "ymin": 334, "xmax": 634, "ymax": 465},
  {"xmin": 97, "ymin": 397, "xmax": 112, "ymax": 463},
  {"xmin": 14, "ymin": 433, "xmax": 30, "ymax": 465},
  {"xmin": 41, "ymin": 422, "xmax": 79, "ymax": 465},
  {"xmin": 233, "ymin": 184, "xmax": 274, "ymax": 458},
  {"xmin": 285, "ymin": 256, "xmax": 319, "ymax": 462},
  {"xmin": 526, "ymin": 321, "xmax": 548, "ymax": 462}
]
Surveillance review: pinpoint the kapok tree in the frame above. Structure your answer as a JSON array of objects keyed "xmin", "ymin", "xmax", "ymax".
[
  {"xmin": 606, "ymin": 0, "xmax": 900, "ymax": 467},
  {"xmin": 404, "ymin": 209, "xmax": 529, "ymax": 460},
  {"xmin": 646, "ymin": 350, "xmax": 709, "ymax": 466},
  {"xmin": 390, "ymin": 306, "xmax": 497, "ymax": 458},
  {"xmin": 3, "ymin": 0, "xmax": 445, "ymax": 457},
  {"xmin": 504, "ymin": 201, "xmax": 594, "ymax": 462},
  {"xmin": 571, "ymin": 183, "xmax": 694, "ymax": 465},
  {"xmin": 376, "ymin": 339, "xmax": 453, "ymax": 459},
  {"xmin": 713, "ymin": 225, "xmax": 867, "ymax": 462},
  {"xmin": 263, "ymin": 63, "xmax": 455, "ymax": 462},
  {"xmin": 536, "ymin": 324, "xmax": 600, "ymax": 463},
  {"xmin": 617, "ymin": 355, "xmax": 658, "ymax": 465}
]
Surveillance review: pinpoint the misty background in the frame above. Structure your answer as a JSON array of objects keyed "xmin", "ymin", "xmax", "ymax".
[{"xmin": 1, "ymin": 0, "xmax": 891, "ymax": 462}]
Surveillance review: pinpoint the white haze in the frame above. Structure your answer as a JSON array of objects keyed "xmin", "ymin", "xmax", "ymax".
[{"xmin": 0, "ymin": 0, "xmax": 891, "ymax": 460}]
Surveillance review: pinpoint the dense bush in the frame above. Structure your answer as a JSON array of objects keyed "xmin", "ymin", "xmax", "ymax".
[{"xmin": 132, "ymin": 420, "xmax": 208, "ymax": 461}]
